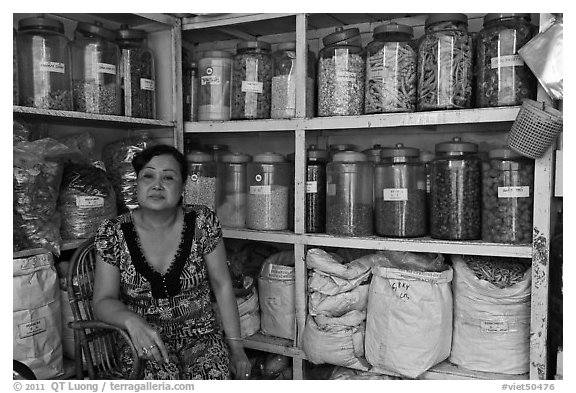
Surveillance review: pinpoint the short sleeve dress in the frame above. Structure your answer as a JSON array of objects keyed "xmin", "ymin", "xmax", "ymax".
[{"xmin": 94, "ymin": 205, "xmax": 230, "ymax": 380}]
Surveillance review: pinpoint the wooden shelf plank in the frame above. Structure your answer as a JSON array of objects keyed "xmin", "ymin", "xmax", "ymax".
[
  {"xmin": 242, "ymin": 332, "xmax": 303, "ymax": 358},
  {"xmin": 223, "ymin": 228, "xmax": 297, "ymax": 243},
  {"xmin": 185, "ymin": 118, "xmax": 298, "ymax": 133},
  {"xmin": 182, "ymin": 13, "xmax": 297, "ymax": 30}
]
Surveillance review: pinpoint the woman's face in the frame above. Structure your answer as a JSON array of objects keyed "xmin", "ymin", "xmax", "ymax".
[{"xmin": 136, "ymin": 154, "xmax": 184, "ymax": 211}]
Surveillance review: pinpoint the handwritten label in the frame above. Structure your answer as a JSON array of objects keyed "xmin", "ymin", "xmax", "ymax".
[
  {"xmin": 491, "ymin": 55, "xmax": 525, "ymax": 69},
  {"xmin": 250, "ymin": 185, "xmax": 271, "ymax": 195},
  {"xmin": 498, "ymin": 186, "xmax": 530, "ymax": 198},
  {"xmin": 383, "ymin": 188, "xmax": 408, "ymax": 201},
  {"xmin": 96, "ymin": 63, "xmax": 117, "ymax": 75},
  {"xmin": 140, "ymin": 78, "xmax": 155, "ymax": 91},
  {"xmin": 201, "ymin": 75, "xmax": 221, "ymax": 85},
  {"xmin": 265, "ymin": 264, "xmax": 295, "ymax": 280},
  {"xmin": 390, "ymin": 280, "xmax": 410, "ymax": 301},
  {"xmin": 241, "ymin": 81, "xmax": 263, "ymax": 94},
  {"xmin": 75, "ymin": 196, "xmax": 104, "ymax": 208},
  {"xmin": 480, "ymin": 319, "xmax": 509, "ymax": 333},
  {"xmin": 39, "ymin": 61, "xmax": 65, "ymax": 74},
  {"xmin": 306, "ymin": 181, "xmax": 318, "ymax": 193},
  {"xmin": 18, "ymin": 318, "xmax": 47, "ymax": 339},
  {"xmin": 327, "ymin": 183, "xmax": 336, "ymax": 196},
  {"xmin": 335, "ymin": 71, "xmax": 357, "ymax": 83}
]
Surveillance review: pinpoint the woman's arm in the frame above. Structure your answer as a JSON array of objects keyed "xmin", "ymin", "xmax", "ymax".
[{"xmin": 205, "ymin": 240, "xmax": 251, "ymax": 379}]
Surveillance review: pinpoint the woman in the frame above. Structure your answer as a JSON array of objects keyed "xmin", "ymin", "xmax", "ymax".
[{"xmin": 92, "ymin": 144, "xmax": 251, "ymax": 380}]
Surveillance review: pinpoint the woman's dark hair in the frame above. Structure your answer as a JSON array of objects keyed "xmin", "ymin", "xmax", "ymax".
[{"xmin": 132, "ymin": 144, "xmax": 188, "ymax": 181}]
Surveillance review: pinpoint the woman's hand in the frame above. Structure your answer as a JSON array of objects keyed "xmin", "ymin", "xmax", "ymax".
[
  {"xmin": 125, "ymin": 316, "xmax": 170, "ymax": 364},
  {"xmin": 228, "ymin": 345, "xmax": 252, "ymax": 380}
]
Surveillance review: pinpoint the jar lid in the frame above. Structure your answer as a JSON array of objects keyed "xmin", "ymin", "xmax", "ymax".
[
  {"xmin": 276, "ymin": 42, "xmax": 296, "ymax": 51},
  {"xmin": 115, "ymin": 24, "xmax": 146, "ymax": 41},
  {"xmin": 186, "ymin": 150, "xmax": 213, "ymax": 162},
  {"xmin": 237, "ymin": 40, "xmax": 272, "ymax": 51},
  {"xmin": 76, "ymin": 21, "xmax": 116, "ymax": 41},
  {"xmin": 330, "ymin": 143, "xmax": 357, "ymax": 152},
  {"xmin": 425, "ymin": 13, "xmax": 468, "ymax": 28},
  {"xmin": 205, "ymin": 143, "xmax": 229, "ymax": 151},
  {"xmin": 373, "ymin": 22, "xmax": 413, "ymax": 37},
  {"xmin": 381, "ymin": 143, "xmax": 420, "ymax": 158},
  {"xmin": 435, "ymin": 137, "xmax": 478, "ymax": 153},
  {"xmin": 419, "ymin": 150, "xmax": 435, "ymax": 163},
  {"xmin": 253, "ymin": 152, "xmax": 285, "ymax": 163},
  {"xmin": 308, "ymin": 145, "xmax": 329, "ymax": 161},
  {"xmin": 332, "ymin": 151, "xmax": 367, "ymax": 162},
  {"xmin": 484, "ymin": 13, "xmax": 531, "ymax": 25},
  {"xmin": 202, "ymin": 50, "xmax": 232, "ymax": 59},
  {"xmin": 322, "ymin": 27, "xmax": 361, "ymax": 47},
  {"xmin": 18, "ymin": 16, "xmax": 64, "ymax": 33},
  {"xmin": 221, "ymin": 152, "xmax": 252, "ymax": 163},
  {"xmin": 362, "ymin": 144, "xmax": 384, "ymax": 156},
  {"xmin": 489, "ymin": 147, "xmax": 524, "ymax": 159}
]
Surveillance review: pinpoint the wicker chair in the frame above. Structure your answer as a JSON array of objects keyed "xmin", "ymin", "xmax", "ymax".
[{"xmin": 66, "ymin": 237, "xmax": 143, "ymax": 379}]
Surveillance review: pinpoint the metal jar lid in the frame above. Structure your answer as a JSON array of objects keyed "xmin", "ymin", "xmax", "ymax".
[
  {"xmin": 307, "ymin": 145, "xmax": 329, "ymax": 161},
  {"xmin": 221, "ymin": 152, "xmax": 252, "ymax": 164},
  {"xmin": 202, "ymin": 50, "xmax": 232, "ymax": 59},
  {"xmin": 484, "ymin": 13, "xmax": 531, "ymax": 25},
  {"xmin": 18, "ymin": 16, "xmax": 65, "ymax": 34},
  {"xmin": 76, "ymin": 21, "xmax": 116, "ymax": 41},
  {"xmin": 425, "ymin": 13, "xmax": 468, "ymax": 28},
  {"xmin": 435, "ymin": 137, "xmax": 478, "ymax": 153},
  {"xmin": 489, "ymin": 147, "xmax": 525, "ymax": 160},
  {"xmin": 322, "ymin": 27, "xmax": 361, "ymax": 46},
  {"xmin": 115, "ymin": 24, "xmax": 146, "ymax": 41},
  {"xmin": 330, "ymin": 143, "xmax": 357, "ymax": 152},
  {"xmin": 373, "ymin": 22, "xmax": 413, "ymax": 37},
  {"xmin": 381, "ymin": 143, "xmax": 420, "ymax": 158},
  {"xmin": 186, "ymin": 150, "xmax": 213, "ymax": 163},
  {"xmin": 237, "ymin": 40, "xmax": 272, "ymax": 51},
  {"xmin": 253, "ymin": 152, "xmax": 285, "ymax": 163},
  {"xmin": 276, "ymin": 42, "xmax": 296, "ymax": 51},
  {"xmin": 332, "ymin": 151, "xmax": 367, "ymax": 162}
]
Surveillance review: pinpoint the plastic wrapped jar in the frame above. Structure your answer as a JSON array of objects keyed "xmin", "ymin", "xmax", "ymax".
[
  {"xmin": 198, "ymin": 51, "xmax": 232, "ymax": 121},
  {"xmin": 430, "ymin": 137, "xmax": 481, "ymax": 240},
  {"xmin": 476, "ymin": 13, "xmax": 537, "ymax": 107},
  {"xmin": 204, "ymin": 144, "xmax": 231, "ymax": 162},
  {"xmin": 365, "ymin": 23, "xmax": 417, "ymax": 113},
  {"xmin": 417, "ymin": 14, "xmax": 473, "ymax": 111},
  {"xmin": 70, "ymin": 21, "xmax": 121, "ymax": 115},
  {"xmin": 247, "ymin": 153, "xmax": 290, "ymax": 231},
  {"xmin": 271, "ymin": 42, "xmax": 315, "ymax": 119},
  {"xmin": 116, "ymin": 25, "xmax": 156, "ymax": 119},
  {"xmin": 306, "ymin": 145, "xmax": 329, "ymax": 233},
  {"xmin": 374, "ymin": 144, "xmax": 426, "ymax": 237},
  {"xmin": 231, "ymin": 41, "xmax": 272, "ymax": 120},
  {"xmin": 17, "ymin": 16, "xmax": 72, "ymax": 110},
  {"xmin": 326, "ymin": 151, "xmax": 373, "ymax": 237},
  {"xmin": 482, "ymin": 147, "xmax": 534, "ymax": 243},
  {"xmin": 184, "ymin": 150, "xmax": 217, "ymax": 209},
  {"xmin": 182, "ymin": 60, "xmax": 198, "ymax": 121},
  {"xmin": 318, "ymin": 27, "xmax": 365, "ymax": 117},
  {"xmin": 217, "ymin": 152, "xmax": 252, "ymax": 228}
]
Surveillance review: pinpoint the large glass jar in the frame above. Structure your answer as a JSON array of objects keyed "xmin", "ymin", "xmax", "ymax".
[
  {"xmin": 318, "ymin": 28, "xmax": 365, "ymax": 117},
  {"xmin": 17, "ymin": 16, "xmax": 72, "ymax": 110},
  {"xmin": 182, "ymin": 60, "xmax": 198, "ymax": 122},
  {"xmin": 430, "ymin": 137, "xmax": 481, "ymax": 240},
  {"xmin": 247, "ymin": 153, "xmax": 290, "ymax": 231},
  {"xmin": 417, "ymin": 14, "xmax": 473, "ymax": 111},
  {"xmin": 375, "ymin": 144, "xmax": 427, "ymax": 237},
  {"xmin": 70, "ymin": 21, "xmax": 121, "ymax": 115},
  {"xmin": 116, "ymin": 25, "xmax": 156, "ymax": 119},
  {"xmin": 306, "ymin": 145, "xmax": 329, "ymax": 233},
  {"xmin": 365, "ymin": 23, "xmax": 417, "ymax": 114},
  {"xmin": 476, "ymin": 13, "xmax": 537, "ymax": 107},
  {"xmin": 482, "ymin": 147, "xmax": 534, "ymax": 243},
  {"xmin": 198, "ymin": 50, "xmax": 232, "ymax": 121},
  {"xmin": 271, "ymin": 42, "xmax": 315, "ymax": 119},
  {"xmin": 326, "ymin": 151, "xmax": 373, "ymax": 236},
  {"xmin": 184, "ymin": 151, "xmax": 217, "ymax": 209},
  {"xmin": 231, "ymin": 41, "xmax": 272, "ymax": 120},
  {"xmin": 217, "ymin": 152, "xmax": 252, "ymax": 228}
]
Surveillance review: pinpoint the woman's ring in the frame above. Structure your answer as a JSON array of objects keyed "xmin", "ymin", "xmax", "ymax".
[
  {"xmin": 142, "ymin": 347, "xmax": 149, "ymax": 355},
  {"xmin": 149, "ymin": 344, "xmax": 156, "ymax": 350}
]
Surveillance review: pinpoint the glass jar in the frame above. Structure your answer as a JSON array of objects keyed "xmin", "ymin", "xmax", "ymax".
[
  {"xmin": 417, "ymin": 13, "xmax": 473, "ymax": 111},
  {"xmin": 318, "ymin": 27, "xmax": 365, "ymax": 117},
  {"xmin": 204, "ymin": 143, "xmax": 231, "ymax": 162},
  {"xmin": 476, "ymin": 13, "xmax": 537, "ymax": 107},
  {"xmin": 116, "ymin": 25, "xmax": 156, "ymax": 119},
  {"xmin": 246, "ymin": 152, "xmax": 290, "ymax": 231},
  {"xmin": 374, "ymin": 144, "xmax": 427, "ymax": 237},
  {"xmin": 231, "ymin": 41, "xmax": 272, "ymax": 120},
  {"xmin": 363, "ymin": 144, "xmax": 385, "ymax": 164},
  {"xmin": 326, "ymin": 151, "xmax": 373, "ymax": 236},
  {"xmin": 198, "ymin": 50, "xmax": 232, "ymax": 121},
  {"xmin": 184, "ymin": 150, "xmax": 217, "ymax": 209},
  {"xmin": 17, "ymin": 16, "xmax": 72, "ymax": 110},
  {"xmin": 306, "ymin": 145, "xmax": 329, "ymax": 233},
  {"xmin": 482, "ymin": 147, "xmax": 534, "ymax": 243},
  {"xmin": 182, "ymin": 60, "xmax": 198, "ymax": 121},
  {"xmin": 70, "ymin": 21, "xmax": 121, "ymax": 115},
  {"xmin": 430, "ymin": 137, "xmax": 481, "ymax": 240},
  {"xmin": 217, "ymin": 152, "xmax": 252, "ymax": 228},
  {"xmin": 271, "ymin": 42, "xmax": 315, "ymax": 119},
  {"xmin": 365, "ymin": 23, "xmax": 417, "ymax": 114},
  {"xmin": 329, "ymin": 143, "xmax": 357, "ymax": 159}
]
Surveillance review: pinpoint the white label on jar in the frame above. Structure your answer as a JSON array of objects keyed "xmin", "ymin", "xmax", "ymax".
[
  {"xmin": 383, "ymin": 188, "xmax": 408, "ymax": 201},
  {"xmin": 335, "ymin": 71, "xmax": 357, "ymax": 83},
  {"xmin": 75, "ymin": 195, "xmax": 105, "ymax": 208},
  {"xmin": 39, "ymin": 61, "xmax": 65, "ymax": 74},
  {"xmin": 18, "ymin": 318, "xmax": 47, "ymax": 339},
  {"xmin": 241, "ymin": 81, "xmax": 263, "ymax": 94},
  {"xmin": 491, "ymin": 55, "xmax": 525, "ymax": 69},
  {"xmin": 306, "ymin": 181, "xmax": 318, "ymax": 193},
  {"xmin": 201, "ymin": 75, "xmax": 221, "ymax": 85},
  {"xmin": 250, "ymin": 185, "xmax": 271, "ymax": 195},
  {"xmin": 327, "ymin": 183, "xmax": 336, "ymax": 196},
  {"xmin": 480, "ymin": 319, "xmax": 509, "ymax": 333},
  {"xmin": 498, "ymin": 186, "xmax": 530, "ymax": 198},
  {"xmin": 97, "ymin": 63, "xmax": 117, "ymax": 75},
  {"xmin": 140, "ymin": 78, "xmax": 155, "ymax": 91}
]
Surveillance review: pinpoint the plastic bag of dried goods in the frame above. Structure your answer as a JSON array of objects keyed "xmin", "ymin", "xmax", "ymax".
[
  {"xmin": 308, "ymin": 284, "xmax": 369, "ymax": 317},
  {"xmin": 450, "ymin": 256, "xmax": 531, "ymax": 374},
  {"xmin": 308, "ymin": 269, "xmax": 370, "ymax": 296},
  {"xmin": 306, "ymin": 248, "xmax": 388, "ymax": 280},
  {"xmin": 377, "ymin": 250, "xmax": 448, "ymax": 272},
  {"xmin": 365, "ymin": 265, "xmax": 453, "ymax": 378}
]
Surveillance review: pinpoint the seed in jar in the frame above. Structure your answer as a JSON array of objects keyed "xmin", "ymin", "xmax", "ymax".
[
  {"xmin": 184, "ymin": 175, "xmax": 217, "ymax": 209},
  {"xmin": 326, "ymin": 201, "xmax": 373, "ymax": 236},
  {"xmin": 231, "ymin": 52, "xmax": 272, "ymax": 119},
  {"xmin": 246, "ymin": 185, "xmax": 289, "ymax": 230},
  {"xmin": 23, "ymin": 89, "xmax": 73, "ymax": 111},
  {"xmin": 73, "ymin": 81, "xmax": 121, "ymax": 115},
  {"xmin": 375, "ymin": 190, "xmax": 426, "ymax": 237},
  {"xmin": 318, "ymin": 53, "xmax": 365, "ymax": 117}
]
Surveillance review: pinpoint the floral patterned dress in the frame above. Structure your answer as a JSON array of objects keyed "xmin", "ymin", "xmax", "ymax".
[{"xmin": 94, "ymin": 205, "xmax": 230, "ymax": 380}]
